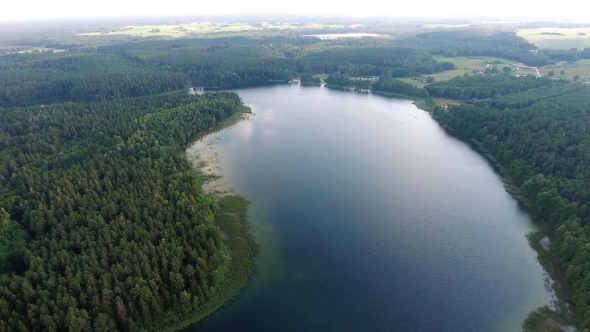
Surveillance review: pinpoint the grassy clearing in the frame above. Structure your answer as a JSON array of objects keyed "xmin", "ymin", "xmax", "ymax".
[
  {"xmin": 433, "ymin": 98, "xmax": 458, "ymax": 107},
  {"xmin": 538, "ymin": 59, "xmax": 590, "ymax": 82},
  {"xmin": 78, "ymin": 22, "xmax": 345, "ymax": 38},
  {"xmin": 517, "ymin": 28, "xmax": 590, "ymax": 50},
  {"xmin": 399, "ymin": 56, "xmax": 516, "ymax": 89},
  {"xmin": 433, "ymin": 55, "xmax": 517, "ymax": 79},
  {"xmin": 433, "ymin": 55, "xmax": 514, "ymax": 68},
  {"xmin": 399, "ymin": 78, "xmax": 428, "ymax": 88}
]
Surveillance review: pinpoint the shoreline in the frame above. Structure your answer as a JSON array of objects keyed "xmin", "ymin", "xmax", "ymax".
[
  {"xmin": 185, "ymin": 105, "xmax": 253, "ymax": 197},
  {"xmin": 170, "ymin": 105, "xmax": 258, "ymax": 331},
  {"xmin": 419, "ymin": 107, "xmax": 577, "ymax": 330}
]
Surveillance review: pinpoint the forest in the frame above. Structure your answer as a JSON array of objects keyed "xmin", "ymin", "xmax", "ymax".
[
  {"xmin": 0, "ymin": 92, "xmax": 248, "ymax": 331},
  {"xmin": 2, "ymin": 20, "xmax": 590, "ymax": 331},
  {"xmin": 0, "ymin": 40, "xmax": 454, "ymax": 105},
  {"xmin": 425, "ymin": 74, "xmax": 557, "ymax": 100}
]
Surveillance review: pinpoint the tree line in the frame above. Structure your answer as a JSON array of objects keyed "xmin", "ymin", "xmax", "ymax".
[
  {"xmin": 425, "ymin": 74, "xmax": 557, "ymax": 100},
  {"xmin": 324, "ymin": 75, "xmax": 430, "ymax": 99},
  {"xmin": 0, "ymin": 36, "xmax": 458, "ymax": 107},
  {"xmin": 0, "ymin": 53, "xmax": 186, "ymax": 107}
]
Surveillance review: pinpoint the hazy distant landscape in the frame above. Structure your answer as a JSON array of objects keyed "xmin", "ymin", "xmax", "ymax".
[{"xmin": 2, "ymin": 6, "xmax": 590, "ymax": 332}]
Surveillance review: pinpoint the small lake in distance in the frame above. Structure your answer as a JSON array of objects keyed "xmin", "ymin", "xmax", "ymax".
[
  {"xmin": 187, "ymin": 84, "xmax": 555, "ymax": 332},
  {"xmin": 304, "ymin": 33, "xmax": 382, "ymax": 39}
]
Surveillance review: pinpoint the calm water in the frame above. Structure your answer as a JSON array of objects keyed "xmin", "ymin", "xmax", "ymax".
[
  {"xmin": 304, "ymin": 33, "xmax": 382, "ymax": 39},
  {"xmin": 188, "ymin": 84, "xmax": 555, "ymax": 332}
]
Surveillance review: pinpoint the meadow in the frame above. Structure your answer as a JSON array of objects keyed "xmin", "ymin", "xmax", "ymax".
[
  {"xmin": 538, "ymin": 59, "xmax": 590, "ymax": 82},
  {"xmin": 517, "ymin": 28, "xmax": 590, "ymax": 50},
  {"xmin": 400, "ymin": 55, "xmax": 516, "ymax": 88}
]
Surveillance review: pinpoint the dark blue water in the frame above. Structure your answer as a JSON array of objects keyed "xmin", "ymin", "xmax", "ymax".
[{"xmin": 187, "ymin": 84, "xmax": 554, "ymax": 332}]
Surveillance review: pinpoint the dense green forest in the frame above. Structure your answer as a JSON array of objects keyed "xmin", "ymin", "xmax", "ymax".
[
  {"xmin": 425, "ymin": 75, "xmax": 557, "ymax": 100},
  {"xmin": 0, "ymin": 36, "xmax": 456, "ymax": 105},
  {"xmin": 3, "ymin": 21, "xmax": 590, "ymax": 331},
  {"xmin": 100, "ymin": 39, "xmax": 455, "ymax": 85},
  {"xmin": 429, "ymin": 76, "xmax": 590, "ymax": 330},
  {"xmin": 0, "ymin": 92, "xmax": 249, "ymax": 331},
  {"xmin": 0, "ymin": 53, "xmax": 187, "ymax": 106}
]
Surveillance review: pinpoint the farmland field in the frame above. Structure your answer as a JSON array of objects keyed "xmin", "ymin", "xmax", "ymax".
[
  {"xmin": 538, "ymin": 59, "xmax": 590, "ymax": 81},
  {"xmin": 78, "ymin": 22, "xmax": 345, "ymax": 37},
  {"xmin": 398, "ymin": 56, "xmax": 516, "ymax": 88},
  {"xmin": 434, "ymin": 55, "xmax": 514, "ymax": 70},
  {"xmin": 433, "ymin": 55, "xmax": 515, "ymax": 78},
  {"xmin": 399, "ymin": 56, "xmax": 524, "ymax": 88},
  {"xmin": 517, "ymin": 28, "xmax": 590, "ymax": 50}
]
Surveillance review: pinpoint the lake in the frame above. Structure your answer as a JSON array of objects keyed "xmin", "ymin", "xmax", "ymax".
[
  {"xmin": 304, "ymin": 33, "xmax": 382, "ymax": 39},
  {"xmin": 186, "ymin": 84, "xmax": 555, "ymax": 332}
]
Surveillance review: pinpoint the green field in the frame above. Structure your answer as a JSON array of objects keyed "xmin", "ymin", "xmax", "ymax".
[
  {"xmin": 538, "ymin": 59, "xmax": 590, "ymax": 81},
  {"xmin": 399, "ymin": 78, "xmax": 428, "ymax": 88},
  {"xmin": 78, "ymin": 22, "xmax": 345, "ymax": 37},
  {"xmin": 433, "ymin": 55, "xmax": 515, "ymax": 77},
  {"xmin": 399, "ymin": 55, "xmax": 516, "ymax": 88},
  {"xmin": 433, "ymin": 97, "xmax": 458, "ymax": 107},
  {"xmin": 517, "ymin": 28, "xmax": 590, "ymax": 50}
]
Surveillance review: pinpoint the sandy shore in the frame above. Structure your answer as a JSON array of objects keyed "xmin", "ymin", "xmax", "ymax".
[{"xmin": 186, "ymin": 110, "xmax": 253, "ymax": 197}]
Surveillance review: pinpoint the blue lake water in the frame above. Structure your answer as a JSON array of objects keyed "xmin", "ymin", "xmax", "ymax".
[{"xmin": 187, "ymin": 84, "xmax": 555, "ymax": 332}]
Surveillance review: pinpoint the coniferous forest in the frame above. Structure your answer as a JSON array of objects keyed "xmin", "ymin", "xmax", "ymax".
[
  {"xmin": 3, "ymin": 19, "xmax": 590, "ymax": 331},
  {"xmin": 0, "ymin": 91, "xmax": 246, "ymax": 331}
]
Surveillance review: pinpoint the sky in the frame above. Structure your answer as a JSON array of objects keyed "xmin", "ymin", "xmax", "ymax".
[{"xmin": 0, "ymin": 0, "xmax": 586, "ymax": 22}]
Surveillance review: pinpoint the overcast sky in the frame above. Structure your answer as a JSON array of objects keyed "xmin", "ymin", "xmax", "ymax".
[{"xmin": 0, "ymin": 0, "xmax": 586, "ymax": 22}]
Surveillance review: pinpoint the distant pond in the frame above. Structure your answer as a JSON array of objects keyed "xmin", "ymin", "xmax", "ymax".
[{"xmin": 304, "ymin": 33, "xmax": 382, "ymax": 39}]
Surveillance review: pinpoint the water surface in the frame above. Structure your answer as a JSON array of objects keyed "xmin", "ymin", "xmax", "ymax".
[
  {"xmin": 304, "ymin": 33, "xmax": 382, "ymax": 39},
  {"xmin": 187, "ymin": 84, "xmax": 554, "ymax": 332}
]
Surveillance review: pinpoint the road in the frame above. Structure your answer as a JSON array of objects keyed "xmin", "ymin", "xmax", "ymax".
[{"xmin": 514, "ymin": 62, "xmax": 541, "ymax": 77}]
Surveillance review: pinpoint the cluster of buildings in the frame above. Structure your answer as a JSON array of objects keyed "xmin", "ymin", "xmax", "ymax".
[{"xmin": 415, "ymin": 75, "xmax": 434, "ymax": 83}]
